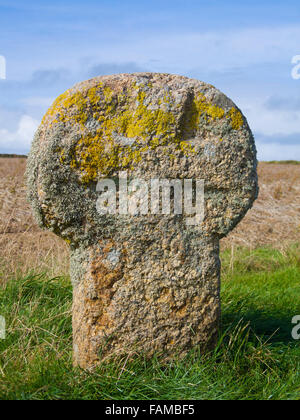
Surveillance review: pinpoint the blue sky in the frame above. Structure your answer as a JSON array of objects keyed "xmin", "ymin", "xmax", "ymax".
[{"xmin": 0, "ymin": 0, "xmax": 299, "ymax": 160}]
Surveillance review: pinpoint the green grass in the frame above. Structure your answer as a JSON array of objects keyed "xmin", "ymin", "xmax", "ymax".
[{"xmin": 0, "ymin": 244, "xmax": 300, "ymax": 400}]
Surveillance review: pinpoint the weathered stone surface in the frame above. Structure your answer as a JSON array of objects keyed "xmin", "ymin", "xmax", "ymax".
[{"xmin": 26, "ymin": 73, "xmax": 258, "ymax": 368}]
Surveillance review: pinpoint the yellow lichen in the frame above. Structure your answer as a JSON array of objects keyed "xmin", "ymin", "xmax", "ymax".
[
  {"xmin": 177, "ymin": 93, "xmax": 226, "ymax": 140},
  {"xmin": 59, "ymin": 149, "xmax": 66, "ymax": 164},
  {"xmin": 194, "ymin": 93, "xmax": 225, "ymax": 122},
  {"xmin": 69, "ymin": 85, "xmax": 181, "ymax": 181},
  {"xmin": 228, "ymin": 107, "xmax": 244, "ymax": 130},
  {"xmin": 41, "ymin": 82, "xmax": 104, "ymax": 129},
  {"xmin": 44, "ymin": 81, "xmax": 243, "ymax": 183}
]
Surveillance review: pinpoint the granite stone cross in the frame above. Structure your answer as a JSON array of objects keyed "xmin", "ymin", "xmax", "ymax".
[{"xmin": 26, "ymin": 73, "xmax": 258, "ymax": 368}]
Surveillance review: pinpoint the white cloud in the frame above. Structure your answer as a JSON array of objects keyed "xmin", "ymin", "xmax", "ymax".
[
  {"xmin": 236, "ymin": 92, "xmax": 300, "ymax": 138},
  {"xmin": 1, "ymin": 21, "xmax": 300, "ymax": 159},
  {"xmin": 21, "ymin": 96, "xmax": 54, "ymax": 107},
  {"xmin": 246, "ymin": 105, "xmax": 300, "ymax": 137},
  {"xmin": 0, "ymin": 115, "xmax": 39, "ymax": 154},
  {"xmin": 256, "ymin": 142, "xmax": 300, "ymax": 161},
  {"xmin": 91, "ymin": 25, "xmax": 300, "ymax": 73}
]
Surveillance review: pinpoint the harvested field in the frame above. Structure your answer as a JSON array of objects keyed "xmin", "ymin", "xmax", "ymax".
[
  {"xmin": 0, "ymin": 158, "xmax": 69, "ymax": 281},
  {"xmin": 0, "ymin": 157, "xmax": 299, "ymax": 280},
  {"xmin": 223, "ymin": 162, "xmax": 300, "ymax": 249}
]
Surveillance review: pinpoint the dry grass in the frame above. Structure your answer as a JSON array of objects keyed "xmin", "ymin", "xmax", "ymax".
[
  {"xmin": 0, "ymin": 158, "xmax": 69, "ymax": 281},
  {"xmin": 222, "ymin": 163, "xmax": 300, "ymax": 250},
  {"xmin": 0, "ymin": 158, "xmax": 299, "ymax": 281}
]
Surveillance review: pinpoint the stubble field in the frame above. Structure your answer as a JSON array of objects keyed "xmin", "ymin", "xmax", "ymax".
[{"xmin": 0, "ymin": 157, "xmax": 299, "ymax": 282}]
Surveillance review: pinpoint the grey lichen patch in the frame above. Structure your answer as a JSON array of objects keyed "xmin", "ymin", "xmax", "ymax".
[
  {"xmin": 106, "ymin": 249, "xmax": 121, "ymax": 267},
  {"xmin": 26, "ymin": 73, "xmax": 258, "ymax": 368},
  {"xmin": 70, "ymin": 246, "xmax": 89, "ymax": 287}
]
